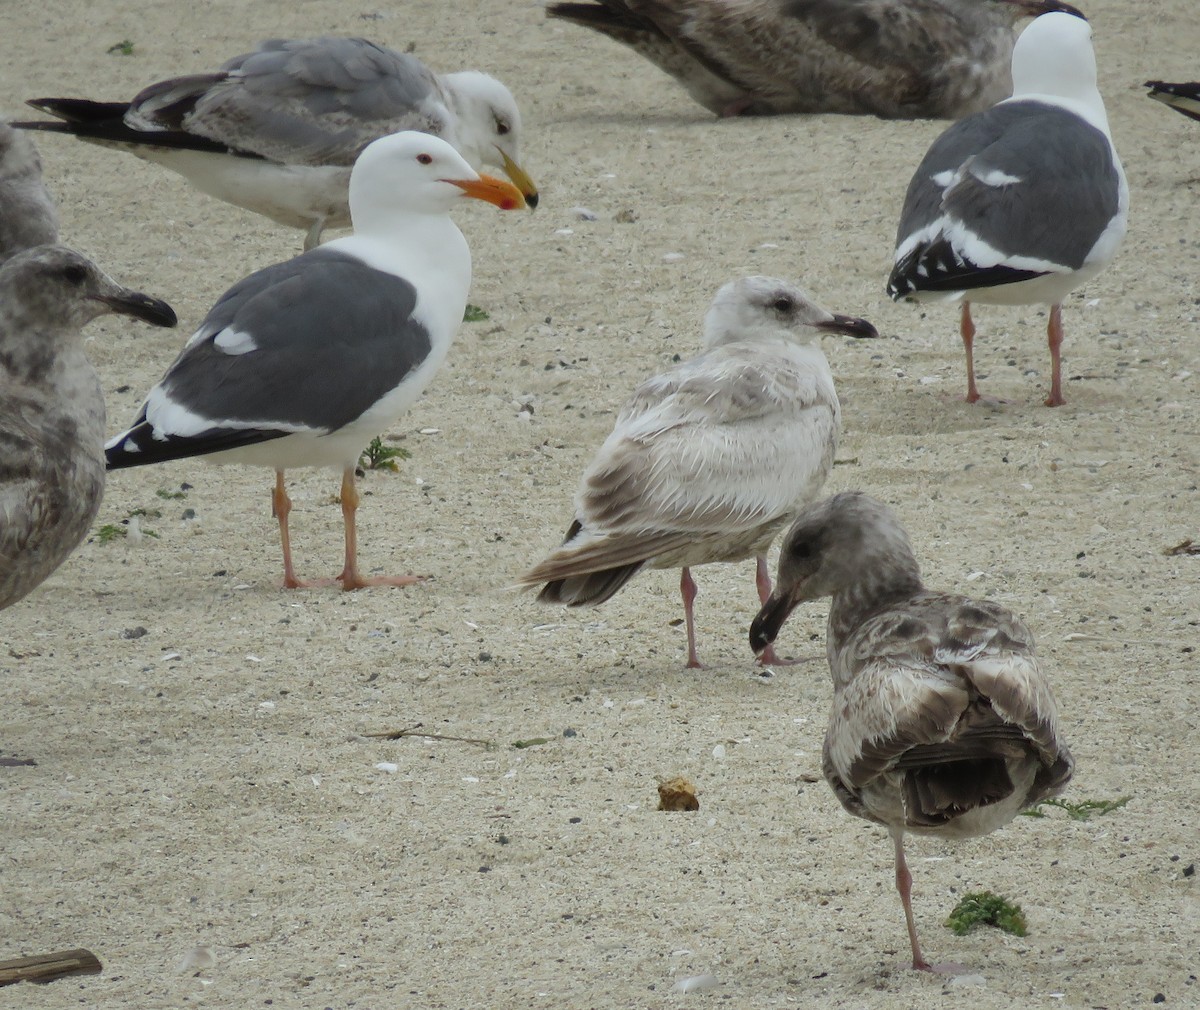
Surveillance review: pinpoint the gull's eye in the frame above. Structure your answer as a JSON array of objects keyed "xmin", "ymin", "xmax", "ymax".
[
  {"xmin": 416, "ymin": 153, "xmax": 433, "ymax": 165},
  {"xmin": 772, "ymin": 296, "xmax": 793, "ymax": 313},
  {"xmin": 62, "ymin": 264, "xmax": 87, "ymax": 285},
  {"xmin": 495, "ymin": 118, "xmax": 511, "ymax": 136}
]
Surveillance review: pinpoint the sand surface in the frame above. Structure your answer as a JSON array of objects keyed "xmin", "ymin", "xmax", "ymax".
[{"xmin": 2, "ymin": 1, "xmax": 1198, "ymax": 1006}]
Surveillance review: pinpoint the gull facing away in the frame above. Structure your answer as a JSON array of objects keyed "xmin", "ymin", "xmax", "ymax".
[
  {"xmin": 750, "ymin": 492, "xmax": 1074, "ymax": 972},
  {"xmin": 0, "ymin": 121, "xmax": 58, "ymax": 265},
  {"xmin": 105, "ymin": 132, "xmax": 526, "ymax": 590},
  {"xmin": 887, "ymin": 12, "xmax": 1127, "ymax": 406},
  {"xmin": 1, "ymin": 246, "xmax": 176, "ymax": 611},
  {"xmin": 1145, "ymin": 80, "xmax": 1200, "ymax": 123},
  {"xmin": 546, "ymin": 0, "xmax": 1083, "ymax": 119},
  {"xmin": 517, "ymin": 277, "xmax": 877, "ymax": 669},
  {"xmin": 18, "ymin": 37, "xmax": 538, "ymax": 249}
]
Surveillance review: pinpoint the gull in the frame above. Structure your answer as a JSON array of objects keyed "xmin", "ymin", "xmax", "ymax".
[
  {"xmin": 750, "ymin": 491, "xmax": 1074, "ymax": 971},
  {"xmin": 18, "ymin": 36, "xmax": 538, "ymax": 249},
  {"xmin": 0, "ymin": 121, "xmax": 58, "ymax": 265},
  {"xmin": 887, "ymin": 11, "xmax": 1127, "ymax": 406},
  {"xmin": 546, "ymin": 0, "xmax": 1083, "ymax": 119},
  {"xmin": 105, "ymin": 132, "xmax": 526, "ymax": 589},
  {"xmin": 517, "ymin": 276, "xmax": 876, "ymax": 668},
  {"xmin": 1, "ymin": 246, "xmax": 176, "ymax": 610}
]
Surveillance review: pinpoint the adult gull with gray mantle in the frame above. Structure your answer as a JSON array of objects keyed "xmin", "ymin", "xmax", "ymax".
[
  {"xmin": 0, "ymin": 121, "xmax": 58, "ymax": 265},
  {"xmin": 547, "ymin": 0, "xmax": 1083, "ymax": 119},
  {"xmin": 19, "ymin": 37, "xmax": 538, "ymax": 249},
  {"xmin": 517, "ymin": 276, "xmax": 877, "ymax": 669},
  {"xmin": 887, "ymin": 11, "xmax": 1127, "ymax": 406},
  {"xmin": 105, "ymin": 131, "xmax": 526, "ymax": 590},
  {"xmin": 1, "ymin": 246, "xmax": 176, "ymax": 611},
  {"xmin": 750, "ymin": 492, "xmax": 1074, "ymax": 972}
]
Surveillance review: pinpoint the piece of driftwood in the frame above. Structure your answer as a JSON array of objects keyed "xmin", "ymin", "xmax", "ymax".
[{"xmin": 0, "ymin": 948, "xmax": 102, "ymax": 986}]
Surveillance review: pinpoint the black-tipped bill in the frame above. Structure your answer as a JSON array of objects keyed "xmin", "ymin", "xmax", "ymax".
[
  {"xmin": 749, "ymin": 592, "xmax": 797, "ymax": 656},
  {"xmin": 818, "ymin": 313, "xmax": 879, "ymax": 340},
  {"xmin": 94, "ymin": 290, "xmax": 178, "ymax": 328}
]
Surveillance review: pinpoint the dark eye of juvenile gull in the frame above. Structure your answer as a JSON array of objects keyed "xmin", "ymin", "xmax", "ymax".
[
  {"xmin": 772, "ymin": 296, "xmax": 793, "ymax": 313},
  {"xmin": 416, "ymin": 153, "xmax": 433, "ymax": 165},
  {"xmin": 62, "ymin": 264, "xmax": 87, "ymax": 285}
]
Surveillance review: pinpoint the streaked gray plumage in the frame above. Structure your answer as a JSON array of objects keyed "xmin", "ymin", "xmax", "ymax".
[
  {"xmin": 18, "ymin": 37, "xmax": 537, "ymax": 249},
  {"xmin": 517, "ymin": 276, "xmax": 877, "ymax": 669},
  {"xmin": 0, "ymin": 121, "xmax": 58, "ymax": 265},
  {"xmin": 0, "ymin": 246, "xmax": 176, "ymax": 611},
  {"xmin": 750, "ymin": 491, "xmax": 1073, "ymax": 971},
  {"xmin": 547, "ymin": 0, "xmax": 1083, "ymax": 119}
]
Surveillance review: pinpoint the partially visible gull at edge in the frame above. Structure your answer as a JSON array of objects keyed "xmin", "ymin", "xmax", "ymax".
[
  {"xmin": 750, "ymin": 492, "xmax": 1074, "ymax": 973},
  {"xmin": 105, "ymin": 131, "xmax": 526, "ymax": 591},
  {"xmin": 1, "ymin": 246, "xmax": 176, "ymax": 611},
  {"xmin": 0, "ymin": 120, "xmax": 58, "ymax": 265},
  {"xmin": 516, "ymin": 276, "xmax": 877, "ymax": 669},
  {"xmin": 547, "ymin": 0, "xmax": 1084, "ymax": 119},
  {"xmin": 17, "ymin": 37, "xmax": 539, "ymax": 249},
  {"xmin": 888, "ymin": 11, "xmax": 1127, "ymax": 407},
  {"xmin": 1145, "ymin": 80, "xmax": 1200, "ymax": 123}
]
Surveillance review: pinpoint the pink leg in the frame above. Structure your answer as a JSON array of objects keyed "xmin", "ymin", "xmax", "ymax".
[
  {"xmin": 336, "ymin": 467, "xmax": 424, "ymax": 590},
  {"xmin": 273, "ymin": 470, "xmax": 308, "ymax": 589},
  {"xmin": 893, "ymin": 830, "xmax": 932, "ymax": 972},
  {"xmin": 960, "ymin": 302, "xmax": 981, "ymax": 403},
  {"xmin": 1044, "ymin": 304, "xmax": 1065, "ymax": 407},
  {"xmin": 680, "ymin": 567, "xmax": 703, "ymax": 669}
]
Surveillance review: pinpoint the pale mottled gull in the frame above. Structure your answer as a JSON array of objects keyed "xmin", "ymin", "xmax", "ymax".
[
  {"xmin": 1145, "ymin": 80, "xmax": 1200, "ymax": 123},
  {"xmin": 1, "ymin": 246, "xmax": 176, "ymax": 611},
  {"xmin": 0, "ymin": 121, "xmax": 58, "ymax": 265},
  {"xmin": 18, "ymin": 37, "xmax": 538, "ymax": 249},
  {"xmin": 750, "ymin": 492, "xmax": 1074, "ymax": 972},
  {"xmin": 888, "ymin": 11, "xmax": 1127, "ymax": 407},
  {"xmin": 105, "ymin": 132, "xmax": 525, "ymax": 590},
  {"xmin": 516, "ymin": 276, "xmax": 877, "ymax": 669},
  {"xmin": 547, "ymin": 0, "xmax": 1083, "ymax": 119}
]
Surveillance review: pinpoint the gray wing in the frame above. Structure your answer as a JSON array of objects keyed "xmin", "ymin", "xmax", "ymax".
[
  {"xmin": 106, "ymin": 250, "xmax": 431, "ymax": 466},
  {"xmin": 128, "ymin": 37, "xmax": 450, "ymax": 166},
  {"xmin": 0, "ymin": 122, "xmax": 58, "ymax": 264},
  {"xmin": 889, "ymin": 100, "xmax": 1123, "ymax": 295}
]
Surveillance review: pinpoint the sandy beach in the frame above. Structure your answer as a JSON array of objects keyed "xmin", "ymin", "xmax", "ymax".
[{"xmin": 2, "ymin": 0, "xmax": 1197, "ymax": 1006}]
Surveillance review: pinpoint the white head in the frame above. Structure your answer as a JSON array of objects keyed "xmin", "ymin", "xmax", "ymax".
[
  {"xmin": 440, "ymin": 71, "xmax": 538, "ymax": 209},
  {"xmin": 1011, "ymin": 12, "xmax": 1099, "ymax": 106},
  {"xmin": 701, "ymin": 276, "xmax": 877, "ymax": 350},
  {"xmin": 346, "ymin": 131, "xmax": 525, "ymax": 232}
]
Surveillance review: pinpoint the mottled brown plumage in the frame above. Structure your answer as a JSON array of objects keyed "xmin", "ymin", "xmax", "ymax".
[
  {"xmin": 0, "ymin": 246, "xmax": 175, "ymax": 611},
  {"xmin": 547, "ymin": 0, "xmax": 1084, "ymax": 119},
  {"xmin": 750, "ymin": 491, "xmax": 1073, "ymax": 971}
]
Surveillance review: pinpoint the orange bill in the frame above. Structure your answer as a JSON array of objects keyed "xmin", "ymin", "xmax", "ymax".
[{"xmin": 444, "ymin": 173, "xmax": 527, "ymax": 211}]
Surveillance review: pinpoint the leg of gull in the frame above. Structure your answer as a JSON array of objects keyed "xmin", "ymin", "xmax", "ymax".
[
  {"xmin": 680, "ymin": 567, "xmax": 703, "ymax": 669},
  {"xmin": 336, "ymin": 466, "xmax": 423, "ymax": 590},
  {"xmin": 892, "ymin": 828, "xmax": 932, "ymax": 972},
  {"xmin": 1044, "ymin": 303, "xmax": 1066, "ymax": 407},
  {"xmin": 272, "ymin": 469, "xmax": 308, "ymax": 589},
  {"xmin": 960, "ymin": 302, "xmax": 981, "ymax": 403},
  {"xmin": 303, "ymin": 218, "xmax": 325, "ymax": 253}
]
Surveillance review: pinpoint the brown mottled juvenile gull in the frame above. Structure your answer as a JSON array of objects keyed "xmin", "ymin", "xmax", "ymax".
[
  {"xmin": 546, "ymin": 0, "xmax": 1083, "ymax": 119},
  {"xmin": 0, "ymin": 246, "xmax": 176, "ymax": 611},
  {"xmin": 1145, "ymin": 80, "xmax": 1200, "ymax": 123},
  {"xmin": 750, "ymin": 492, "xmax": 1074, "ymax": 972},
  {"xmin": 517, "ymin": 276, "xmax": 877, "ymax": 669},
  {"xmin": 888, "ymin": 12, "xmax": 1126, "ymax": 406},
  {"xmin": 18, "ymin": 37, "xmax": 538, "ymax": 249},
  {"xmin": 105, "ymin": 132, "xmax": 526, "ymax": 591},
  {"xmin": 0, "ymin": 121, "xmax": 58, "ymax": 265}
]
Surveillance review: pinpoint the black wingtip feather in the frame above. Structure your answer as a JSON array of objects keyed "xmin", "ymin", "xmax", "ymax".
[{"xmin": 105, "ymin": 422, "xmax": 289, "ymax": 471}]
